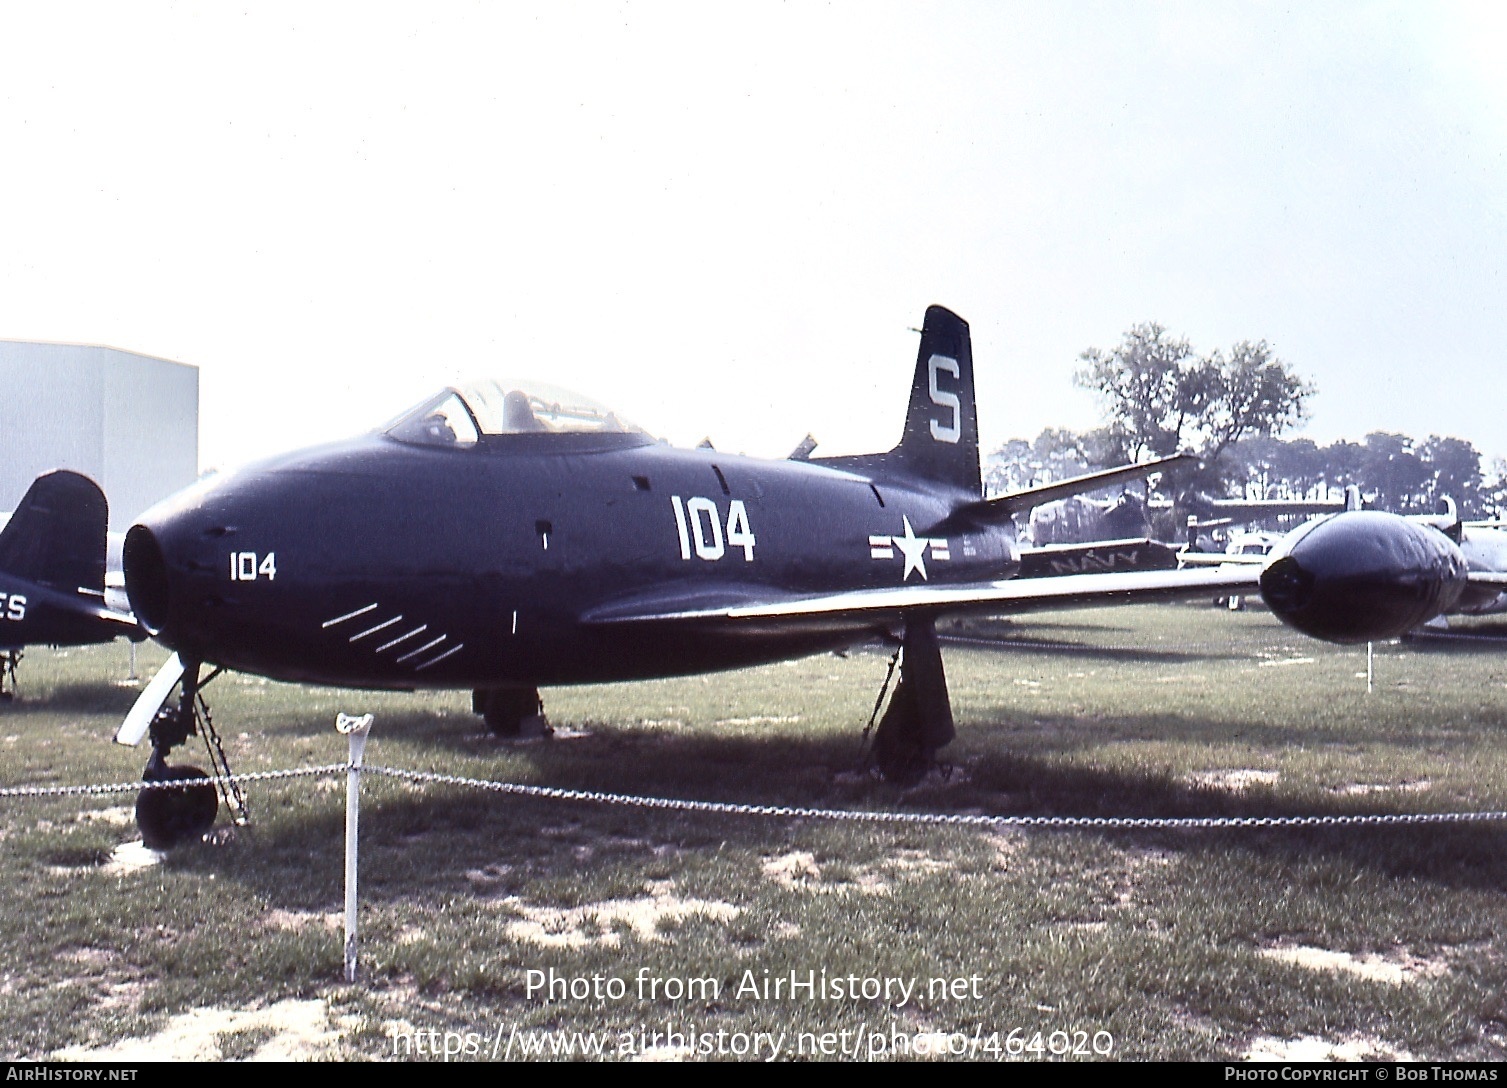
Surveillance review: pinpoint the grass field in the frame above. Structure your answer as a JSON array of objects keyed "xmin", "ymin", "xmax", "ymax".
[{"xmin": 2, "ymin": 603, "xmax": 1506, "ymax": 1061}]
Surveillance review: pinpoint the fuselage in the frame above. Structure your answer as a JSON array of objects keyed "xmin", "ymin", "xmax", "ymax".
[{"xmin": 124, "ymin": 430, "xmax": 1018, "ymax": 689}]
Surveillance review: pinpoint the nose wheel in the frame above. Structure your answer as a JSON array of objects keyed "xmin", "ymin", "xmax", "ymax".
[{"xmin": 136, "ymin": 764, "xmax": 219, "ymax": 850}]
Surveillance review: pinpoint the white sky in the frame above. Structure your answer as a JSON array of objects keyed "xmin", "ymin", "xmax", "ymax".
[{"xmin": 2, "ymin": 2, "xmax": 1504, "ymax": 472}]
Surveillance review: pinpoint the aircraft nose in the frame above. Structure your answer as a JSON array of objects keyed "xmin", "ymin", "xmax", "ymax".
[
  {"xmin": 123, "ymin": 496, "xmax": 237, "ymax": 652},
  {"xmin": 1259, "ymin": 511, "xmax": 1467, "ymax": 643}
]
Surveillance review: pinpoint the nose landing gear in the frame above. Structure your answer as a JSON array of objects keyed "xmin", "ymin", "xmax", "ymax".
[{"xmin": 134, "ymin": 661, "xmax": 248, "ymax": 849}]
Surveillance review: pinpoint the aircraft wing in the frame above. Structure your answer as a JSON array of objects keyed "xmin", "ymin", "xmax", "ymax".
[{"xmin": 583, "ymin": 566, "xmax": 1261, "ymax": 627}]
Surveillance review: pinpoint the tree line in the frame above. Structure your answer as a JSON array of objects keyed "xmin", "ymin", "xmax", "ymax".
[{"xmin": 986, "ymin": 323, "xmax": 1505, "ymax": 519}]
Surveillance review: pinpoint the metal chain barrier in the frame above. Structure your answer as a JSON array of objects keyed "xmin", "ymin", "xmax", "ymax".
[
  {"xmin": 359, "ymin": 764, "xmax": 1507, "ymax": 830},
  {"xmin": 4, "ymin": 761, "xmax": 1506, "ymax": 830},
  {"xmin": 0, "ymin": 764, "xmax": 347, "ymax": 800}
]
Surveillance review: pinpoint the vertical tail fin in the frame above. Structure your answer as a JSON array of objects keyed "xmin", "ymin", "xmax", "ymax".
[
  {"xmin": 894, "ymin": 305, "xmax": 980, "ymax": 497},
  {"xmin": 813, "ymin": 305, "xmax": 982, "ymax": 497},
  {"xmin": 0, "ymin": 471, "xmax": 109, "ymax": 594}
]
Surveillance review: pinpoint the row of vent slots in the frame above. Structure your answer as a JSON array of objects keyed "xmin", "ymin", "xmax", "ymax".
[{"xmin": 629, "ymin": 469, "xmax": 887, "ymax": 508}]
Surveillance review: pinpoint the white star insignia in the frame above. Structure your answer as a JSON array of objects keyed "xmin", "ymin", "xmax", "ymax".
[{"xmin": 893, "ymin": 515, "xmax": 930, "ymax": 581}]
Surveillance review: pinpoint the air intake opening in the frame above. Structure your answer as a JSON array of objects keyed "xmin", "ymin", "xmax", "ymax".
[{"xmin": 123, "ymin": 526, "xmax": 170, "ymax": 634}]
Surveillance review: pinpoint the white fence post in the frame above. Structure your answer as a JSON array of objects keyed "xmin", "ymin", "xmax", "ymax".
[{"xmin": 336, "ymin": 713, "xmax": 373, "ymax": 983}]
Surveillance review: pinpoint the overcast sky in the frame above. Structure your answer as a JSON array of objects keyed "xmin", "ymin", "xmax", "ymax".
[{"xmin": 2, "ymin": 2, "xmax": 1504, "ymax": 473}]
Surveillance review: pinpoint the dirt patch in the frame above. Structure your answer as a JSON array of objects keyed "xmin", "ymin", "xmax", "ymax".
[
  {"xmin": 982, "ymin": 830, "xmax": 1028, "ymax": 867},
  {"xmin": 1259, "ymin": 943, "xmax": 1449, "ymax": 985},
  {"xmin": 263, "ymin": 908, "xmax": 341, "ymax": 933},
  {"xmin": 762, "ymin": 851, "xmax": 822, "ymax": 889},
  {"xmin": 887, "ymin": 849, "xmax": 952, "ymax": 876},
  {"xmin": 462, "ymin": 863, "xmax": 516, "ymax": 896},
  {"xmin": 1244, "ymin": 1033, "xmax": 1414, "ymax": 1061},
  {"xmin": 761, "ymin": 849, "xmax": 952, "ymax": 896},
  {"xmin": 53, "ymin": 997, "xmax": 354, "ymax": 1061},
  {"xmin": 498, "ymin": 882, "xmax": 740, "ymax": 949},
  {"xmin": 60, "ymin": 946, "xmax": 118, "ymax": 968},
  {"xmin": 77, "ymin": 806, "xmax": 135, "ymax": 828},
  {"xmin": 1188, "ymin": 769, "xmax": 1279, "ymax": 792},
  {"xmin": 1330, "ymin": 779, "xmax": 1432, "ymax": 796}
]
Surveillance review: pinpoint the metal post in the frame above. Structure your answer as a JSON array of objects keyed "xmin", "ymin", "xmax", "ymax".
[
  {"xmin": 337, "ymin": 713, "xmax": 373, "ymax": 983},
  {"xmin": 1366, "ymin": 641, "xmax": 1373, "ymax": 695}
]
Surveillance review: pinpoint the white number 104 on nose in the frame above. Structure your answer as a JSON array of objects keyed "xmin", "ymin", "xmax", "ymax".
[{"xmin": 229, "ymin": 551, "xmax": 278, "ymax": 581}]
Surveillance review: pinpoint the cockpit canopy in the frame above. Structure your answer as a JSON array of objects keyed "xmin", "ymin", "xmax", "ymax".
[{"xmin": 386, "ymin": 380, "xmax": 649, "ymax": 449}]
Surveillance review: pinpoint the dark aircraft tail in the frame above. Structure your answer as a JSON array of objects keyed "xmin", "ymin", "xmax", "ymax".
[
  {"xmin": 814, "ymin": 304, "xmax": 981, "ymax": 498},
  {"xmin": 0, "ymin": 471, "xmax": 110, "ymax": 595}
]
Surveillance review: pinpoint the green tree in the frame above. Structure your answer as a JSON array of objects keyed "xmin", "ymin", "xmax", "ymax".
[
  {"xmin": 1075, "ymin": 323, "xmax": 1196, "ymax": 461},
  {"xmin": 1075, "ymin": 325, "xmax": 1313, "ymax": 488},
  {"xmin": 1361, "ymin": 432, "xmax": 1431, "ymax": 513},
  {"xmin": 1418, "ymin": 435, "xmax": 1485, "ymax": 517}
]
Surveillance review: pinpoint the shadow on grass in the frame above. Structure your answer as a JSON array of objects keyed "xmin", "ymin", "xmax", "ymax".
[
  {"xmin": 1401, "ymin": 627, "xmax": 1507, "ymax": 649},
  {"xmin": 963, "ymin": 748, "xmax": 1507, "ymax": 893},
  {"xmin": 0, "ymin": 681, "xmax": 142, "ymax": 718},
  {"xmin": 159, "ymin": 719, "xmax": 1507, "ymax": 912},
  {"xmin": 941, "ymin": 634, "xmax": 1243, "ymax": 665}
]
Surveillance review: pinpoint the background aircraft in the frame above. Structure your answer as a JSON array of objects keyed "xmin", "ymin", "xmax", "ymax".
[
  {"xmin": 1402, "ymin": 502, "xmax": 1507, "ymax": 627},
  {"xmin": 113, "ymin": 306, "xmax": 1463, "ymax": 848},
  {"xmin": 1187, "ymin": 492, "xmax": 1504, "ymax": 636},
  {"xmin": 0, "ymin": 471, "xmax": 141, "ymax": 698},
  {"xmin": 1455, "ymin": 524, "xmax": 1507, "ymax": 618}
]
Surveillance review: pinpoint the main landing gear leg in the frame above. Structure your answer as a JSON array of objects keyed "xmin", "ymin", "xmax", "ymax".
[
  {"xmin": 0, "ymin": 650, "xmax": 20, "ymax": 701},
  {"xmin": 869, "ymin": 619, "xmax": 956, "ymax": 787},
  {"xmin": 474, "ymin": 687, "xmax": 552, "ymax": 738},
  {"xmin": 135, "ymin": 661, "xmax": 247, "ymax": 849}
]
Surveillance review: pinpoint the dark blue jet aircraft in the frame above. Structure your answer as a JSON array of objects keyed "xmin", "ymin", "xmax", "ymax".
[
  {"xmin": 114, "ymin": 306, "xmax": 1469, "ymax": 847},
  {"xmin": 0, "ymin": 471, "xmax": 140, "ymax": 697}
]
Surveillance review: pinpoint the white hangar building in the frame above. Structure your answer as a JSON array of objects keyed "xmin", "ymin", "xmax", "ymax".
[{"xmin": 0, "ymin": 341, "xmax": 199, "ymax": 531}]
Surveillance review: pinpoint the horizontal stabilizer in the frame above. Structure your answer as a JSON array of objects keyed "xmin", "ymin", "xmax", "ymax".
[{"xmin": 941, "ymin": 454, "xmax": 1196, "ymax": 530}]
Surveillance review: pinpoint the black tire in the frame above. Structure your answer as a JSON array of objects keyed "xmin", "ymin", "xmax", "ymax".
[
  {"xmin": 481, "ymin": 688, "xmax": 540, "ymax": 737},
  {"xmin": 871, "ymin": 728, "xmax": 931, "ymax": 787},
  {"xmin": 870, "ymin": 696, "xmax": 931, "ymax": 787},
  {"xmin": 136, "ymin": 765, "xmax": 218, "ymax": 850}
]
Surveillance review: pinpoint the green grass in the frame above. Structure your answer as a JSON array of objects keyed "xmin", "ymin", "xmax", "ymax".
[{"xmin": 2, "ymin": 605, "xmax": 1506, "ymax": 1061}]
